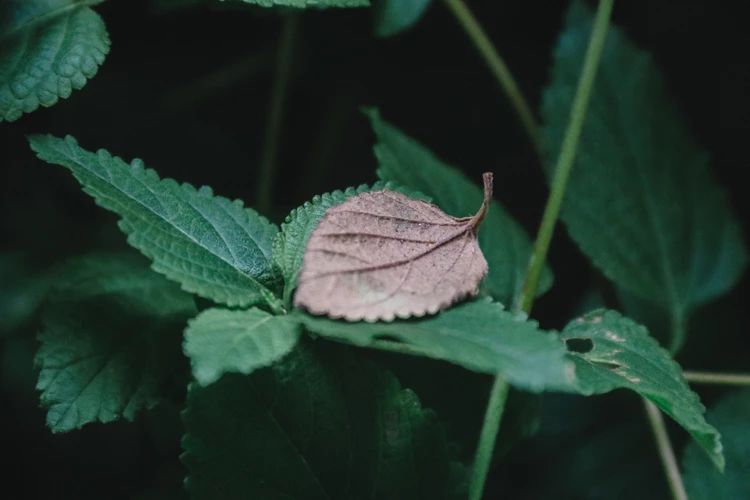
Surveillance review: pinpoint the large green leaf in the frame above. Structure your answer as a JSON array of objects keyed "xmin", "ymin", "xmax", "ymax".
[
  {"xmin": 683, "ymin": 390, "xmax": 750, "ymax": 499},
  {"xmin": 298, "ymin": 298, "xmax": 574, "ymax": 393},
  {"xmin": 182, "ymin": 342, "xmax": 464, "ymax": 499},
  {"xmin": 29, "ymin": 135, "xmax": 282, "ymax": 309},
  {"xmin": 561, "ymin": 309, "xmax": 723, "ymax": 470},
  {"xmin": 0, "ymin": 0, "xmax": 109, "ymax": 122},
  {"xmin": 373, "ymin": 0, "xmax": 432, "ymax": 37},
  {"xmin": 368, "ymin": 110, "xmax": 552, "ymax": 307},
  {"xmin": 35, "ymin": 253, "xmax": 196, "ymax": 432},
  {"xmin": 230, "ymin": 0, "xmax": 369, "ymax": 7},
  {"xmin": 542, "ymin": 2, "xmax": 746, "ymax": 348},
  {"xmin": 184, "ymin": 307, "xmax": 301, "ymax": 385}
]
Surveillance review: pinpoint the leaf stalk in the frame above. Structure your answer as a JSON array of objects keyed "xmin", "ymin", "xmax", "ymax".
[
  {"xmin": 442, "ymin": 0, "xmax": 542, "ymax": 159},
  {"xmin": 643, "ymin": 399, "xmax": 689, "ymax": 500},
  {"xmin": 684, "ymin": 370, "xmax": 750, "ymax": 386},
  {"xmin": 468, "ymin": 1, "xmax": 614, "ymax": 498}
]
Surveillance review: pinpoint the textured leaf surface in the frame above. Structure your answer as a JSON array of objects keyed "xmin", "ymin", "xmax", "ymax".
[
  {"xmin": 182, "ymin": 342, "xmax": 463, "ymax": 499},
  {"xmin": 561, "ymin": 309, "xmax": 723, "ymax": 469},
  {"xmin": 368, "ymin": 110, "xmax": 551, "ymax": 307},
  {"xmin": 29, "ymin": 135, "xmax": 282, "ymax": 309},
  {"xmin": 184, "ymin": 307, "xmax": 301, "ymax": 385},
  {"xmin": 374, "ymin": 0, "xmax": 432, "ymax": 37},
  {"xmin": 0, "ymin": 0, "xmax": 109, "ymax": 122},
  {"xmin": 294, "ymin": 174, "xmax": 492, "ymax": 321},
  {"xmin": 231, "ymin": 0, "xmax": 369, "ymax": 7},
  {"xmin": 542, "ymin": 2, "xmax": 746, "ymax": 337},
  {"xmin": 273, "ymin": 181, "xmax": 429, "ymax": 305},
  {"xmin": 35, "ymin": 254, "xmax": 196, "ymax": 432},
  {"xmin": 684, "ymin": 390, "xmax": 750, "ymax": 499},
  {"xmin": 299, "ymin": 299, "xmax": 574, "ymax": 392}
]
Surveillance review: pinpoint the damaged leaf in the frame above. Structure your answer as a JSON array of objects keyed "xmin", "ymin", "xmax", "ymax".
[
  {"xmin": 294, "ymin": 174, "xmax": 493, "ymax": 321},
  {"xmin": 562, "ymin": 309, "xmax": 724, "ymax": 470}
]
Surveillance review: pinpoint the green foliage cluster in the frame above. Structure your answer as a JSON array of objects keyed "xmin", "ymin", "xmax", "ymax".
[{"xmin": 2, "ymin": 0, "xmax": 748, "ymax": 498}]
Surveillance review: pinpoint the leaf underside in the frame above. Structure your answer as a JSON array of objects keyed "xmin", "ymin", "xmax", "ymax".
[
  {"xmin": 182, "ymin": 341, "xmax": 463, "ymax": 499},
  {"xmin": 28, "ymin": 134, "xmax": 282, "ymax": 309},
  {"xmin": 542, "ymin": 2, "xmax": 747, "ymax": 348},
  {"xmin": 368, "ymin": 109, "xmax": 552, "ymax": 307},
  {"xmin": 562, "ymin": 309, "xmax": 723, "ymax": 470},
  {"xmin": 35, "ymin": 253, "xmax": 195, "ymax": 433},
  {"xmin": 294, "ymin": 178, "xmax": 491, "ymax": 321},
  {"xmin": 0, "ymin": 2, "xmax": 110, "ymax": 122},
  {"xmin": 373, "ymin": 0, "xmax": 432, "ymax": 37}
]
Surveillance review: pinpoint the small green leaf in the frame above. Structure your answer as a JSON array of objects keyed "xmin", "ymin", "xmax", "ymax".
[
  {"xmin": 683, "ymin": 390, "xmax": 750, "ymax": 499},
  {"xmin": 298, "ymin": 298, "xmax": 575, "ymax": 393},
  {"xmin": 373, "ymin": 0, "xmax": 432, "ymax": 37},
  {"xmin": 227, "ymin": 0, "xmax": 369, "ymax": 8},
  {"xmin": 35, "ymin": 253, "xmax": 196, "ymax": 433},
  {"xmin": 184, "ymin": 307, "xmax": 301, "ymax": 385},
  {"xmin": 182, "ymin": 342, "xmax": 463, "ymax": 499},
  {"xmin": 542, "ymin": 2, "xmax": 747, "ymax": 348},
  {"xmin": 561, "ymin": 309, "xmax": 723, "ymax": 470},
  {"xmin": 367, "ymin": 109, "xmax": 552, "ymax": 307},
  {"xmin": 0, "ymin": 0, "xmax": 110, "ymax": 122},
  {"xmin": 28, "ymin": 134, "xmax": 282, "ymax": 309}
]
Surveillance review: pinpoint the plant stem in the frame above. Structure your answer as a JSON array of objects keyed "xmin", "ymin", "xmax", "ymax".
[
  {"xmin": 643, "ymin": 400, "xmax": 688, "ymax": 500},
  {"xmin": 684, "ymin": 370, "xmax": 750, "ymax": 386},
  {"xmin": 256, "ymin": 14, "xmax": 299, "ymax": 214},
  {"xmin": 467, "ymin": 2, "xmax": 614, "ymax": 499},
  {"xmin": 468, "ymin": 376, "xmax": 509, "ymax": 500},
  {"xmin": 442, "ymin": 0, "xmax": 542, "ymax": 159},
  {"xmin": 517, "ymin": 0, "xmax": 614, "ymax": 313}
]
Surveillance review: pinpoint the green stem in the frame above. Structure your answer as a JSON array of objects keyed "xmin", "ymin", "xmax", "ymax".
[
  {"xmin": 684, "ymin": 370, "xmax": 750, "ymax": 386},
  {"xmin": 517, "ymin": 0, "xmax": 614, "ymax": 313},
  {"xmin": 467, "ymin": 2, "xmax": 614, "ymax": 498},
  {"xmin": 468, "ymin": 377, "xmax": 509, "ymax": 500},
  {"xmin": 643, "ymin": 400, "xmax": 688, "ymax": 500},
  {"xmin": 442, "ymin": 0, "xmax": 542, "ymax": 159},
  {"xmin": 256, "ymin": 14, "xmax": 299, "ymax": 214}
]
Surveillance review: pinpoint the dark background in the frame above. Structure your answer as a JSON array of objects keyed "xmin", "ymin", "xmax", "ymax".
[{"xmin": 1, "ymin": 0, "xmax": 748, "ymax": 498}]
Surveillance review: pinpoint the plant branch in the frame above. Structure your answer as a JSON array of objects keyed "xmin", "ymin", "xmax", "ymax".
[
  {"xmin": 643, "ymin": 400, "xmax": 688, "ymax": 500},
  {"xmin": 517, "ymin": 0, "xmax": 614, "ymax": 313},
  {"xmin": 684, "ymin": 370, "xmax": 750, "ymax": 386},
  {"xmin": 467, "ymin": 2, "xmax": 614, "ymax": 499},
  {"xmin": 442, "ymin": 0, "xmax": 542, "ymax": 159},
  {"xmin": 468, "ymin": 376, "xmax": 509, "ymax": 500},
  {"xmin": 256, "ymin": 14, "xmax": 299, "ymax": 213}
]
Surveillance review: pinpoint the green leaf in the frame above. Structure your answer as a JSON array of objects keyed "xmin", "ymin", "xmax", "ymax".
[
  {"xmin": 373, "ymin": 0, "xmax": 432, "ymax": 37},
  {"xmin": 182, "ymin": 341, "xmax": 464, "ymax": 499},
  {"xmin": 561, "ymin": 309, "xmax": 723, "ymax": 470},
  {"xmin": 367, "ymin": 109, "xmax": 552, "ymax": 307},
  {"xmin": 28, "ymin": 134, "xmax": 282, "ymax": 309},
  {"xmin": 298, "ymin": 298, "xmax": 575, "ymax": 393},
  {"xmin": 228, "ymin": 0, "xmax": 369, "ymax": 8},
  {"xmin": 0, "ymin": 0, "xmax": 109, "ymax": 122},
  {"xmin": 35, "ymin": 253, "xmax": 196, "ymax": 432},
  {"xmin": 184, "ymin": 307, "xmax": 301, "ymax": 385},
  {"xmin": 542, "ymin": 2, "xmax": 747, "ymax": 347},
  {"xmin": 683, "ymin": 390, "xmax": 750, "ymax": 499}
]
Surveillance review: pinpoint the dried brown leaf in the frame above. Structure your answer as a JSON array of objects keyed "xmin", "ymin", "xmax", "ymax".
[{"xmin": 294, "ymin": 173, "xmax": 493, "ymax": 321}]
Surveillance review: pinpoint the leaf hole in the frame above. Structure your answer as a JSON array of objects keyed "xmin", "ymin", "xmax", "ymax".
[{"xmin": 565, "ymin": 337, "xmax": 593, "ymax": 353}]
